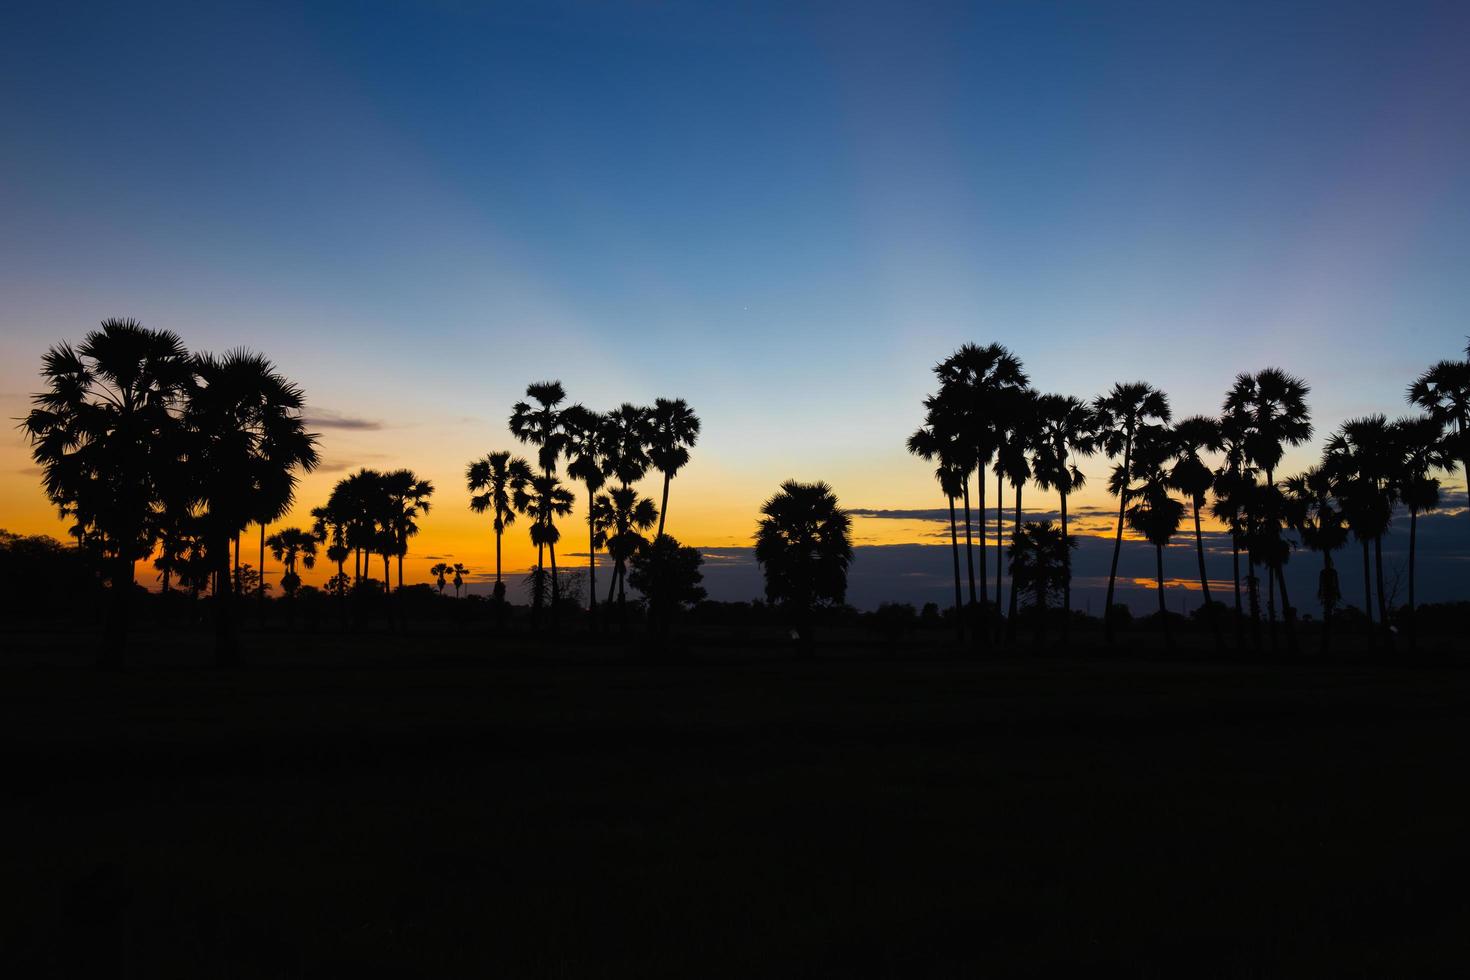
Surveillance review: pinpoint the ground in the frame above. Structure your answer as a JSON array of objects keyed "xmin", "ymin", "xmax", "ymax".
[{"xmin": 4, "ymin": 629, "xmax": 1470, "ymax": 977}]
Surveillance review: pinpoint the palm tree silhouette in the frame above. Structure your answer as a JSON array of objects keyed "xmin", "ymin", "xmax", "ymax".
[
  {"xmin": 452, "ymin": 562, "xmax": 468, "ymax": 599},
  {"xmin": 429, "ymin": 561, "xmax": 451, "ymax": 595},
  {"xmin": 514, "ymin": 472, "xmax": 575, "ymax": 626},
  {"xmin": 601, "ymin": 403, "xmax": 654, "ymax": 488},
  {"xmin": 265, "ymin": 526, "xmax": 319, "ymax": 598},
  {"xmin": 1224, "ymin": 369, "xmax": 1312, "ymax": 653},
  {"xmin": 1283, "ymin": 466, "xmax": 1348, "ymax": 655},
  {"xmin": 186, "ymin": 350, "xmax": 319, "ymax": 664},
  {"xmin": 755, "ymin": 480, "xmax": 853, "ymax": 651},
  {"xmin": 997, "ymin": 388, "xmax": 1040, "ymax": 644},
  {"xmin": 1169, "ymin": 416, "xmax": 1224, "ymax": 648},
  {"xmin": 1007, "ymin": 520, "xmax": 1076, "ymax": 645},
  {"xmin": 1032, "ymin": 394, "xmax": 1097, "ymax": 640},
  {"xmin": 598, "ymin": 484, "xmax": 657, "ymax": 626},
  {"xmin": 562, "ymin": 405, "xmax": 610, "ymax": 624},
  {"xmin": 1211, "ymin": 408, "xmax": 1258, "ymax": 649},
  {"xmin": 20, "ymin": 318, "xmax": 193, "ymax": 664},
  {"xmin": 647, "ymin": 397, "xmax": 700, "ymax": 539},
  {"xmin": 467, "ymin": 451, "xmax": 528, "ymax": 605},
  {"xmin": 382, "ymin": 469, "xmax": 434, "ymax": 592},
  {"xmin": 1324, "ymin": 415, "xmax": 1396, "ymax": 647},
  {"xmin": 1408, "ymin": 354, "xmax": 1470, "ymax": 526},
  {"xmin": 1393, "ymin": 414, "xmax": 1456, "ymax": 653},
  {"xmin": 935, "ymin": 344, "xmax": 1027, "ymax": 640},
  {"xmin": 310, "ymin": 498, "xmax": 352, "ymax": 605},
  {"xmin": 1122, "ymin": 426, "xmax": 1185, "ymax": 649},
  {"xmin": 1094, "ymin": 382, "xmax": 1172, "ymax": 642},
  {"xmin": 907, "ymin": 420, "xmax": 968, "ymax": 644}
]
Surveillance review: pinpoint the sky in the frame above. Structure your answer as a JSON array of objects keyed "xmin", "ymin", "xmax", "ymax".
[{"xmin": 3, "ymin": 0, "xmax": 1468, "ymax": 609}]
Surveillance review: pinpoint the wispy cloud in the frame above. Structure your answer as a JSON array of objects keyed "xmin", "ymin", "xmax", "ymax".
[{"xmin": 304, "ymin": 408, "xmax": 385, "ymax": 431}]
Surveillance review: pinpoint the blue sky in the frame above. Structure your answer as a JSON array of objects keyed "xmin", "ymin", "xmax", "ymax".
[{"xmin": 3, "ymin": 0, "xmax": 1468, "ymax": 604}]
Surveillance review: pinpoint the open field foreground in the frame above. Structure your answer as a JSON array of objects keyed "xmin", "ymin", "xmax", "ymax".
[{"xmin": 5, "ymin": 633, "xmax": 1470, "ymax": 977}]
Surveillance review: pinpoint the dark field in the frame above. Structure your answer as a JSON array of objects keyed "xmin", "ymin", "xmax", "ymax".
[{"xmin": 5, "ymin": 631, "xmax": 1470, "ymax": 977}]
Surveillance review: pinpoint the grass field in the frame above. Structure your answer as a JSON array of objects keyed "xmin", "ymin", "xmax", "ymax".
[{"xmin": 5, "ymin": 629, "xmax": 1470, "ymax": 977}]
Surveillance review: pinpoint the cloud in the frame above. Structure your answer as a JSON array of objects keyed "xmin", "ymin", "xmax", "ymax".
[{"xmin": 303, "ymin": 408, "xmax": 385, "ymax": 431}]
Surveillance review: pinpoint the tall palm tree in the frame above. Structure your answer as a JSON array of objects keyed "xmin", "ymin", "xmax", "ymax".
[
  {"xmin": 562, "ymin": 405, "xmax": 610, "ymax": 623},
  {"xmin": 1224, "ymin": 369, "xmax": 1312, "ymax": 652},
  {"xmin": 908, "ymin": 418, "xmax": 969, "ymax": 644},
  {"xmin": 600, "ymin": 403, "xmax": 653, "ymax": 489},
  {"xmin": 998, "ymin": 388, "xmax": 1040, "ymax": 644},
  {"xmin": 647, "ymin": 397, "xmax": 701, "ymax": 539},
  {"xmin": 265, "ymin": 526, "xmax": 319, "ymax": 598},
  {"xmin": 1032, "ymin": 394, "xmax": 1096, "ymax": 640},
  {"xmin": 1211, "ymin": 408, "xmax": 1257, "ymax": 649},
  {"xmin": 382, "ymin": 469, "xmax": 434, "ymax": 591},
  {"xmin": 452, "ymin": 562, "xmax": 468, "ymax": 599},
  {"xmin": 1282, "ymin": 466, "xmax": 1349, "ymax": 655},
  {"xmin": 429, "ymin": 561, "xmax": 452, "ymax": 595},
  {"xmin": 754, "ymin": 480, "xmax": 854, "ymax": 651},
  {"xmin": 20, "ymin": 318, "xmax": 193, "ymax": 664},
  {"xmin": 599, "ymin": 484, "xmax": 658, "ymax": 625},
  {"xmin": 1408, "ymin": 354, "xmax": 1470, "ymax": 526},
  {"xmin": 1324, "ymin": 415, "xmax": 1396, "ymax": 647},
  {"xmin": 1393, "ymin": 414, "xmax": 1456, "ymax": 654},
  {"xmin": 513, "ymin": 472, "xmax": 575, "ymax": 626},
  {"xmin": 310, "ymin": 499, "xmax": 352, "ymax": 593},
  {"xmin": 1093, "ymin": 382, "xmax": 1172, "ymax": 642},
  {"xmin": 467, "ymin": 451, "xmax": 529, "ymax": 603},
  {"xmin": 1122, "ymin": 426, "xmax": 1186, "ymax": 649},
  {"xmin": 936, "ymin": 344, "xmax": 1028, "ymax": 636},
  {"xmin": 1169, "ymin": 415, "xmax": 1223, "ymax": 647},
  {"xmin": 186, "ymin": 349, "xmax": 320, "ymax": 664},
  {"xmin": 509, "ymin": 381, "xmax": 568, "ymax": 477}
]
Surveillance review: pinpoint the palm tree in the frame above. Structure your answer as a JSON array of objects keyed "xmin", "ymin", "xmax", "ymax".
[
  {"xmin": 20, "ymin": 318, "xmax": 193, "ymax": 664},
  {"xmin": 382, "ymin": 469, "xmax": 434, "ymax": 591},
  {"xmin": 509, "ymin": 381, "xmax": 568, "ymax": 477},
  {"xmin": 600, "ymin": 403, "xmax": 653, "ymax": 489},
  {"xmin": 513, "ymin": 472, "xmax": 575, "ymax": 626},
  {"xmin": 1224, "ymin": 369, "xmax": 1312, "ymax": 652},
  {"xmin": 430, "ymin": 561, "xmax": 451, "ymax": 595},
  {"xmin": 1123, "ymin": 426, "xmax": 1186, "ymax": 649},
  {"xmin": 1094, "ymin": 382, "xmax": 1172, "ymax": 642},
  {"xmin": 1007, "ymin": 521, "xmax": 1076, "ymax": 645},
  {"xmin": 1168, "ymin": 416, "xmax": 1223, "ymax": 647},
  {"xmin": 265, "ymin": 526, "xmax": 319, "ymax": 598},
  {"xmin": 599, "ymin": 484, "xmax": 658, "ymax": 626},
  {"xmin": 467, "ymin": 451, "xmax": 529, "ymax": 604},
  {"xmin": 647, "ymin": 397, "xmax": 701, "ymax": 539},
  {"xmin": 1324, "ymin": 415, "xmax": 1396, "ymax": 647},
  {"xmin": 1393, "ymin": 414, "xmax": 1456, "ymax": 653},
  {"xmin": 1211, "ymin": 408, "xmax": 1258, "ymax": 649},
  {"xmin": 310, "ymin": 499, "xmax": 352, "ymax": 600},
  {"xmin": 332, "ymin": 468, "xmax": 383, "ymax": 585},
  {"xmin": 1408, "ymin": 354, "xmax": 1470, "ymax": 526},
  {"xmin": 185, "ymin": 349, "xmax": 320, "ymax": 664},
  {"xmin": 452, "ymin": 562, "xmax": 468, "ymax": 599},
  {"xmin": 998, "ymin": 388, "xmax": 1040, "ymax": 644},
  {"xmin": 754, "ymin": 480, "xmax": 854, "ymax": 651},
  {"xmin": 935, "ymin": 344, "xmax": 1028, "ymax": 636},
  {"xmin": 1031, "ymin": 394, "xmax": 1096, "ymax": 640},
  {"xmin": 562, "ymin": 405, "xmax": 610, "ymax": 624},
  {"xmin": 1282, "ymin": 466, "xmax": 1349, "ymax": 655},
  {"xmin": 907, "ymin": 419, "xmax": 969, "ymax": 644}
]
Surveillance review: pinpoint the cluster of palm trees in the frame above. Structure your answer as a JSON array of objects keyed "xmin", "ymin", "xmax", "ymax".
[
  {"xmin": 465, "ymin": 382, "xmax": 700, "ymax": 628},
  {"xmin": 910, "ymin": 341, "xmax": 1469, "ymax": 653},
  {"xmin": 306, "ymin": 468, "xmax": 435, "ymax": 600},
  {"xmin": 20, "ymin": 318, "xmax": 320, "ymax": 665}
]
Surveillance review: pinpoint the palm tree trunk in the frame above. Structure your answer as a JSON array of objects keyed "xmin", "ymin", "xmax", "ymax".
[
  {"xmin": 1156, "ymin": 544, "xmax": 1171, "ymax": 650},
  {"xmin": 397, "ymin": 553, "xmax": 404, "ymax": 591},
  {"xmin": 1276, "ymin": 562, "xmax": 1298, "ymax": 655},
  {"xmin": 607, "ymin": 561, "xmax": 619, "ymax": 606},
  {"xmin": 1060, "ymin": 490, "xmax": 1072, "ymax": 644},
  {"xmin": 1006, "ymin": 481, "xmax": 1022, "ymax": 644},
  {"xmin": 657, "ymin": 470, "xmax": 671, "ymax": 539},
  {"xmin": 976, "ymin": 460, "xmax": 988, "ymax": 641},
  {"xmin": 1408, "ymin": 506, "xmax": 1418, "ymax": 655},
  {"xmin": 1247, "ymin": 557, "xmax": 1262, "ymax": 650},
  {"xmin": 215, "ymin": 534, "xmax": 239, "ymax": 667},
  {"xmin": 587, "ymin": 504, "xmax": 598, "ymax": 624},
  {"xmin": 549, "ymin": 539, "xmax": 560, "ymax": 627},
  {"xmin": 1104, "ymin": 437, "xmax": 1132, "ymax": 643},
  {"xmin": 233, "ymin": 532, "xmax": 241, "ymax": 597},
  {"xmin": 1231, "ymin": 537, "xmax": 1243, "ymax": 650},
  {"xmin": 258, "ymin": 523, "xmax": 266, "ymax": 619},
  {"xmin": 994, "ymin": 469, "xmax": 1004, "ymax": 626},
  {"xmin": 1193, "ymin": 501, "xmax": 1219, "ymax": 649},
  {"xmin": 534, "ymin": 540, "xmax": 545, "ymax": 625},
  {"xmin": 947, "ymin": 494, "xmax": 964, "ymax": 644},
  {"xmin": 961, "ymin": 477, "xmax": 979, "ymax": 648}
]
